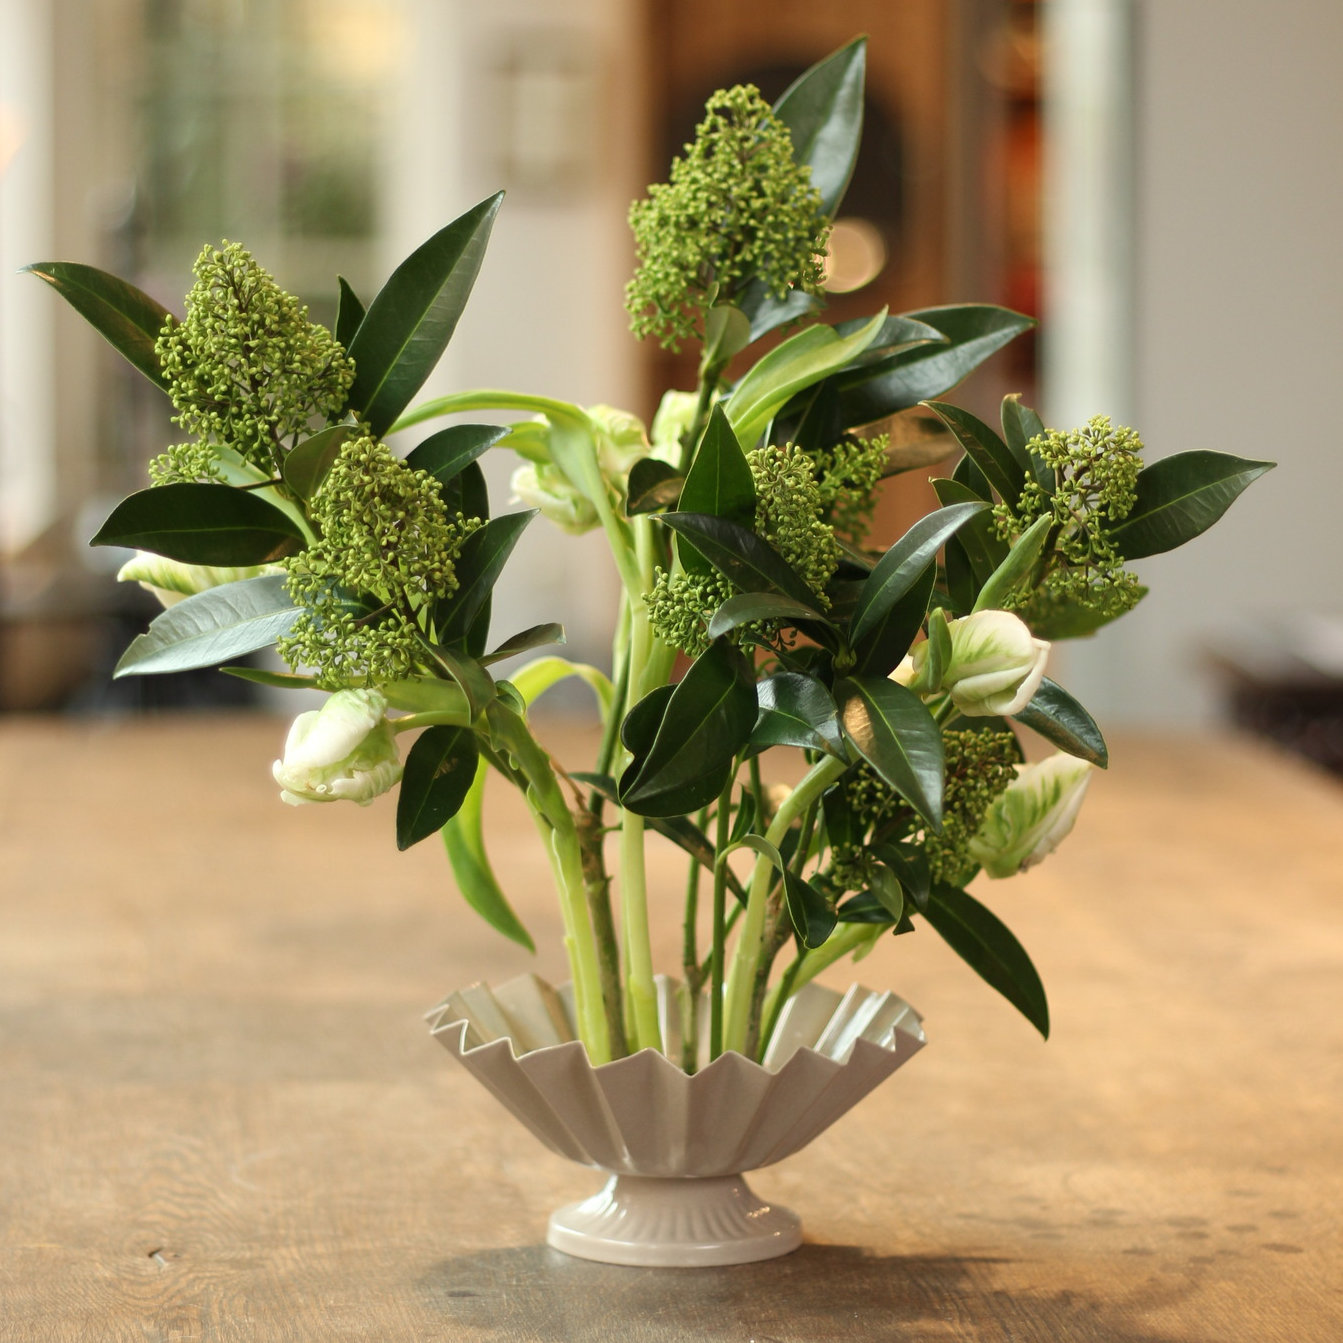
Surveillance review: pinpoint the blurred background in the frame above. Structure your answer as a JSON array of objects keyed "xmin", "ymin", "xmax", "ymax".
[{"xmin": 1, "ymin": 0, "xmax": 1340, "ymax": 766}]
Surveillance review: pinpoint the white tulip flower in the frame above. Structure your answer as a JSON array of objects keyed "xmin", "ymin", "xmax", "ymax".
[
  {"xmin": 649, "ymin": 389, "xmax": 699, "ymax": 466},
  {"xmin": 587, "ymin": 403, "xmax": 653, "ymax": 479},
  {"xmin": 898, "ymin": 609, "xmax": 1049, "ymax": 717},
  {"xmin": 510, "ymin": 462, "xmax": 599, "ymax": 535},
  {"xmin": 968, "ymin": 753, "xmax": 1094, "ymax": 878},
  {"xmin": 116, "ymin": 551, "xmax": 280, "ymax": 609},
  {"xmin": 272, "ymin": 689, "xmax": 403, "ymax": 806}
]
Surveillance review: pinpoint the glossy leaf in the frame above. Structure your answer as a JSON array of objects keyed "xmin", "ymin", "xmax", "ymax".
[
  {"xmin": 396, "ymin": 725, "xmax": 479, "ymax": 850},
  {"xmin": 443, "ymin": 758, "xmax": 535, "ymax": 952},
  {"xmin": 113, "ymin": 574, "xmax": 298, "ymax": 677},
  {"xmin": 973, "ymin": 513, "xmax": 1053, "ymax": 613},
  {"xmin": 335, "ymin": 275, "xmax": 365, "ymax": 351},
  {"xmin": 1108, "ymin": 451, "xmax": 1274, "ymax": 560},
  {"xmin": 724, "ymin": 835, "xmax": 836, "ymax": 950},
  {"xmin": 932, "ymin": 478, "xmax": 1008, "ymax": 586},
  {"xmin": 751, "ymin": 673, "xmax": 845, "ymax": 757},
  {"xmin": 406, "ymin": 423, "xmax": 510, "ymax": 486},
  {"xmin": 626, "ymin": 458, "xmax": 683, "ymax": 515},
  {"xmin": 678, "ymin": 404, "xmax": 756, "ymax": 575},
  {"xmin": 772, "ymin": 36, "xmax": 867, "ymax": 217},
  {"xmin": 837, "ymin": 675, "xmax": 944, "ymax": 828},
  {"xmin": 851, "ymin": 560, "xmax": 935, "ymax": 678},
  {"xmin": 874, "ymin": 842, "xmax": 931, "ymax": 914},
  {"xmin": 429, "ymin": 644, "xmax": 494, "ymax": 722},
  {"xmin": 481, "ymin": 622, "xmax": 565, "ymax": 666},
  {"xmin": 836, "ymin": 305, "xmax": 1036, "ymax": 426},
  {"xmin": 1013, "ymin": 678, "xmax": 1109, "ymax": 768},
  {"xmin": 439, "ymin": 459, "xmax": 490, "ymax": 522},
  {"xmin": 282, "ymin": 424, "xmax": 359, "ymax": 500},
  {"xmin": 438, "ymin": 510, "xmax": 535, "ymax": 645},
  {"xmin": 703, "ymin": 303, "xmax": 752, "ymax": 364},
  {"xmin": 91, "ymin": 484, "xmax": 305, "ymax": 566},
  {"xmin": 707, "ymin": 592, "xmax": 827, "ymax": 642},
  {"xmin": 850, "ymin": 502, "xmax": 989, "ymax": 646},
  {"xmin": 867, "ymin": 866, "xmax": 905, "ymax": 922},
  {"xmin": 923, "ymin": 401, "xmax": 1024, "ymax": 506},
  {"xmin": 1000, "ymin": 393, "xmax": 1052, "ymax": 493},
  {"xmin": 834, "ymin": 312, "xmax": 947, "ymax": 357},
  {"xmin": 22, "ymin": 261, "xmax": 172, "ymax": 389},
  {"xmin": 736, "ymin": 277, "xmax": 822, "ymax": 342},
  {"xmin": 923, "ymin": 884, "xmax": 1050, "ymax": 1038},
  {"xmin": 621, "ymin": 639, "xmax": 756, "ymax": 817},
  {"xmin": 660, "ymin": 513, "xmax": 821, "ymax": 607},
  {"xmin": 726, "ymin": 311, "xmax": 887, "ymax": 447},
  {"xmin": 346, "ymin": 192, "xmax": 503, "ymax": 435}
]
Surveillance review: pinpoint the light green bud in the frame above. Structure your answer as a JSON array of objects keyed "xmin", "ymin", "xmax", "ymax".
[
  {"xmin": 649, "ymin": 390, "xmax": 698, "ymax": 465},
  {"xmin": 116, "ymin": 551, "xmax": 281, "ymax": 609},
  {"xmin": 510, "ymin": 461, "xmax": 599, "ymax": 534},
  {"xmin": 968, "ymin": 753, "xmax": 1094, "ymax": 878},
  {"xmin": 272, "ymin": 689, "xmax": 402, "ymax": 806},
  {"xmin": 898, "ymin": 609, "xmax": 1050, "ymax": 716}
]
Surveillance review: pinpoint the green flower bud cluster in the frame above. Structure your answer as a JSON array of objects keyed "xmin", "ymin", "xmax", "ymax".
[
  {"xmin": 645, "ymin": 443, "xmax": 839, "ymax": 656},
  {"xmin": 827, "ymin": 728, "xmax": 1019, "ymax": 893},
  {"xmin": 625, "ymin": 85, "xmax": 829, "ymax": 351},
  {"xmin": 154, "ymin": 242, "xmax": 354, "ymax": 481},
  {"xmin": 148, "ymin": 441, "xmax": 225, "ymax": 487},
  {"xmin": 278, "ymin": 434, "xmax": 479, "ymax": 687},
  {"xmin": 811, "ymin": 432, "xmax": 889, "ymax": 543},
  {"xmin": 993, "ymin": 416, "xmax": 1144, "ymax": 626}
]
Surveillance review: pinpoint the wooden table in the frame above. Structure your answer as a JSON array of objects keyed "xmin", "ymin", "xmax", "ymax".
[{"xmin": 2, "ymin": 717, "xmax": 1341, "ymax": 1341}]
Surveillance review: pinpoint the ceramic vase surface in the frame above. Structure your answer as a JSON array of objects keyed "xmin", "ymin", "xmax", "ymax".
[{"xmin": 427, "ymin": 973, "xmax": 925, "ymax": 1267}]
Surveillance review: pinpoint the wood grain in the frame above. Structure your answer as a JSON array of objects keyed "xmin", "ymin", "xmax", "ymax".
[{"xmin": 1, "ymin": 716, "xmax": 1341, "ymax": 1340}]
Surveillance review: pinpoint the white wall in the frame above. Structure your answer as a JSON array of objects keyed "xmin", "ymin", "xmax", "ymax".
[{"xmin": 1046, "ymin": 0, "xmax": 1343, "ymax": 724}]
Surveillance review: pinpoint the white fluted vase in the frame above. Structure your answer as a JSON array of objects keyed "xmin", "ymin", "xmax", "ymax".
[{"xmin": 427, "ymin": 973, "xmax": 925, "ymax": 1267}]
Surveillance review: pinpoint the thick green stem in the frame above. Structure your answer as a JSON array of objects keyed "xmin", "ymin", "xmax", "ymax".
[
  {"xmin": 487, "ymin": 703, "xmax": 610, "ymax": 1062},
  {"xmin": 576, "ymin": 806, "xmax": 628, "ymax": 1060},
  {"xmin": 759, "ymin": 923, "xmax": 883, "ymax": 1032},
  {"xmin": 758, "ymin": 953, "xmax": 803, "ymax": 1060},
  {"xmin": 679, "ymin": 811, "xmax": 706, "ymax": 1074},
  {"xmin": 708, "ymin": 773, "xmax": 735, "ymax": 1060},
  {"xmin": 619, "ymin": 811, "xmax": 662, "ymax": 1053},
  {"xmin": 722, "ymin": 753, "xmax": 848, "ymax": 1055}
]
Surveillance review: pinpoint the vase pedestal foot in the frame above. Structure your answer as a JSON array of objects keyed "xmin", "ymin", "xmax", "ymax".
[{"xmin": 547, "ymin": 1173, "xmax": 801, "ymax": 1267}]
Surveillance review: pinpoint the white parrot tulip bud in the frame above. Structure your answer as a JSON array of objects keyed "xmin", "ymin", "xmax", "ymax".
[
  {"xmin": 510, "ymin": 462, "xmax": 599, "ymax": 535},
  {"xmin": 587, "ymin": 403, "xmax": 653, "ymax": 478},
  {"xmin": 649, "ymin": 389, "xmax": 698, "ymax": 465},
  {"xmin": 116, "ymin": 551, "xmax": 280, "ymax": 609},
  {"xmin": 968, "ymin": 753, "xmax": 1094, "ymax": 878},
  {"xmin": 899, "ymin": 609, "xmax": 1049, "ymax": 717},
  {"xmin": 272, "ymin": 689, "xmax": 402, "ymax": 806}
]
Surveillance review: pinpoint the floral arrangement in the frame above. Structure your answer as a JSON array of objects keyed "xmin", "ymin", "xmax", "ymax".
[{"xmin": 30, "ymin": 39, "xmax": 1271, "ymax": 1070}]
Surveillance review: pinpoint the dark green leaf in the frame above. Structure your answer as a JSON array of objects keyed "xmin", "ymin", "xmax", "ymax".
[
  {"xmin": 621, "ymin": 638, "xmax": 756, "ymax": 817},
  {"xmin": 784, "ymin": 869, "xmax": 837, "ymax": 949},
  {"xmin": 1108, "ymin": 451, "xmax": 1274, "ymax": 560},
  {"xmin": 873, "ymin": 843, "xmax": 931, "ymax": 914},
  {"xmin": 443, "ymin": 759, "xmax": 535, "ymax": 952},
  {"xmin": 836, "ymin": 305, "xmax": 1036, "ymax": 426},
  {"xmin": 837, "ymin": 675, "xmax": 944, "ymax": 828},
  {"xmin": 346, "ymin": 192, "xmax": 503, "ymax": 435},
  {"xmin": 836, "ymin": 891, "xmax": 897, "ymax": 925},
  {"xmin": 282, "ymin": 424, "xmax": 359, "ymax": 500},
  {"xmin": 736, "ymin": 277, "xmax": 822, "ymax": 342},
  {"xmin": 406, "ymin": 423, "xmax": 509, "ymax": 486},
  {"xmin": 113, "ymin": 574, "xmax": 297, "ymax": 677},
  {"xmin": 850, "ymin": 502, "xmax": 989, "ymax": 645},
  {"xmin": 703, "ymin": 303, "xmax": 751, "ymax": 363},
  {"xmin": 626, "ymin": 458, "xmax": 683, "ymax": 515},
  {"xmin": 438, "ymin": 510, "xmax": 535, "ymax": 645},
  {"xmin": 481, "ymin": 622, "xmax": 565, "ymax": 665},
  {"xmin": 439, "ymin": 459, "xmax": 490, "ymax": 522},
  {"xmin": 953, "ymin": 448, "xmax": 994, "ymax": 501},
  {"xmin": 1000, "ymin": 393, "xmax": 1052, "ymax": 492},
  {"xmin": 22, "ymin": 261, "xmax": 172, "ymax": 389},
  {"xmin": 621, "ymin": 685, "xmax": 674, "ymax": 757},
  {"xmin": 335, "ymin": 275, "xmax": 365, "ymax": 351},
  {"xmin": 1027, "ymin": 588, "xmax": 1147, "ymax": 640},
  {"xmin": 1013, "ymin": 677, "xmax": 1108, "ymax": 768},
  {"xmin": 923, "ymin": 884, "xmax": 1050, "ymax": 1037},
  {"xmin": 923, "ymin": 401, "xmax": 1024, "ymax": 506},
  {"xmin": 931, "ymin": 479, "xmax": 1009, "ymax": 585},
  {"xmin": 772, "ymin": 36, "xmax": 867, "ymax": 217},
  {"xmin": 707, "ymin": 591, "xmax": 827, "ymax": 641},
  {"xmin": 396, "ymin": 725, "xmax": 479, "ymax": 850},
  {"xmin": 752, "ymin": 673, "xmax": 845, "ymax": 757},
  {"xmin": 91, "ymin": 484, "xmax": 305, "ymax": 565},
  {"xmin": 851, "ymin": 561, "xmax": 935, "ymax": 677},
  {"xmin": 660, "ymin": 513, "xmax": 821, "ymax": 607},
  {"xmin": 834, "ymin": 313, "xmax": 947, "ymax": 354},
  {"xmin": 678, "ymin": 403, "xmax": 756, "ymax": 575},
  {"xmin": 867, "ymin": 865, "xmax": 905, "ymax": 922}
]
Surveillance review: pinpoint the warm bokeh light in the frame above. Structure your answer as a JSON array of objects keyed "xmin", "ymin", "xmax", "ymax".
[{"xmin": 821, "ymin": 216, "xmax": 887, "ymax": 293}]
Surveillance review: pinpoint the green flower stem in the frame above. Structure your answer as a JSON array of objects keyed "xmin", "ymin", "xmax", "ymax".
[
  {"xmin": 678, "ymin": 813, "xmax": 706, "ymax": 1074},
  {"xmin": 722, "ymin": 752, "xmax": 848, "ymax": 1055},
  {"xmin": 708, "ymin": 772, "xmax": 735, "ymax": 1061},
  {"xmin": 681, "ymin": 366, "xmax": 723, "ymax": 475},
  {"xmin": 486, "ymin": 702, "xmax": 610, "ymax": 1063},
  {"xmin": 760, "ymin": 923, "xmax": 883, "ymax": 1031},
  {"xmin": 389, "ymin": 709, "xmax": 474, "ymax": 733}
]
